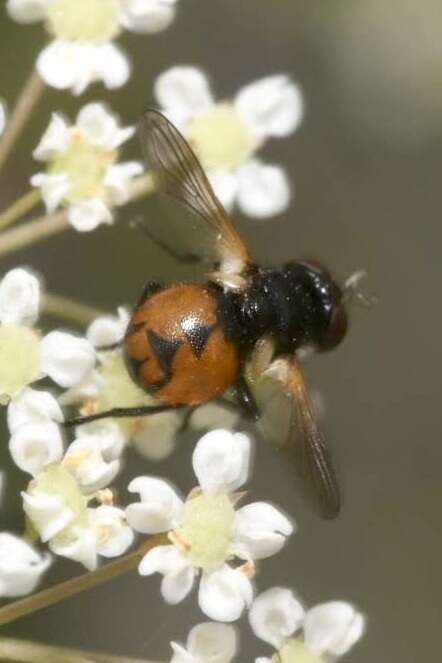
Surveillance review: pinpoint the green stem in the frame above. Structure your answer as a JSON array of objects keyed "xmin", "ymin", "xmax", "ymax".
[
  {"xmin": 0, "ymin": 534, "xmax": 167, "ymax": 627},
  {"xmin": 0, "ymin": 638, "xmax": 159, "ymax": 663},
  {"xmin": 0, "ymin": 190, "xmax": 42, "ymax": 231},
  {"xmin": 0, "ymin": 70, "xmax": 45, "ymax": 175},
  {"xmin": 42, "ymin": 293, "xmax": 107, "ymax": 326}
]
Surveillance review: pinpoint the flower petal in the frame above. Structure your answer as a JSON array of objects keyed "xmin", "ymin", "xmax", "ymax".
[
  {"xmin": 155, "ymin": 66, "xmax": 213, "ymax": 121},
  {"xmin": 249, "ymin": 587, "xmax": 305, "ymax": 648},
  {"xmin": 74, "ymin": 419, "xmax": 126, "ymax": 460},
  {"xmin": 133, "ymin": 410, "xmax": 182, "ymax": 461},
  {"xmin": 10, "ymin": 420, "xmax": 64, "ymax": 476},
  {"xmin": 33, "ymin": 112, "xmax": 71, "ymax": 161},
  {"xmin": 49, "ymin": 524, "xmax": 98, "ymax": 571},
  {"xmin": 88, "ymin": 505, "xmax": 134, "ymax": 557},
  {"xmin": 187, "ymin": 621, "xmax": 237, "ymax": 663},
  {"xmin": 22, "ymin": 491, "xmax": 74, "ymax": 542},
  {"xmin": 121, "ymin": 0, "xmax": 177, "ymax": 33},
  {"xmin": 198, "ymin": 565, "xmax": 253, "ymax": 622},
  {"xmin": 304, "ymin": 602, "xmax": 366, "ymax": 657},
  {"xmin": 161, "ymin": 564, "xmax": 196, "ymax": 604},
  {"xmin": 193, "ymin": 429, "xmax": 252, "ymax": 494},
  {"xmin": 189, "ymin": 401, "xmax": 240, "ymax": 432},
  {"xmin": 234, "ymin": 75, "xmax": 303, "ymax": 139},
  {"xmin": 95, "ymin": 42, "xmax": 131, "ymax": 92},
  {"xmin": 104, "ymin": 161, "xmax": 143, "ymax": 205},
  {"xmin": 68, "ymin": 198, "xmax": 113, "ymax": 232},
  {"xmin": 127, "ymin": 476, "xmax": 183, "ymax": 533},
  {"xmin": 208, "ymin": 170, "xmax": 238, "ymax": 212},
  {"xmin": 63, "ymin": 435, "xmax": 120, "ymax": 494},
  {"xmin": 236, "ymin": 159, "xmax": 291, "ymax": 219},
  {"xmin": 6, "ymin": 0, "xmax": 49, "ymax": 23},
  {"xmin": 0, "ymin": 268, "xmax": 40, "ymax": 326},
  {"xmin": 37, "ymin": 40, "xmax": 130, "ymax": 95},
  {"xmin": 233, "ymin": 502, "xmax": 294, "ymax": 560},
  {"xmin": 40, "ymin": 331, "xmax": 95, "ymax": 388},
  {"xmin": 30, "ymin": 172, "xmax": 70, "ymax": 213},
  {"xmin": 76, "ymin": 103, "xmax": 134, "ymax": 150},
  {"xmin": 0, "ymin": 100, "xmax": 6, "ymax": 135},
  {"xmin": 87, "ymin": 309, "xmax": 130, "ymax": 349},
  {"xmin": 0, "ymin": 532, "xmax": 51, "ymax": 598},
  {"xmin": 138, "ymin": 544, "xmax": 189, "ymax": 576}
]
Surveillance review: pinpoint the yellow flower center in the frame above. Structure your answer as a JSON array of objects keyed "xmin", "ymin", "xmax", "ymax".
[
  {"xmin": 279, "ymin": 639, "xmax": 322, "ymax": 663},
  {"xmin": 0, "ymin": 325, "xmax": 41, "ymax": 403},
  {"xmin": 180, "ymin": 493, "xmax": 236, "ymax": 572},
  {"xmin": 47, "ymin": 0, "xmax": 121, "ymax": 43},
  {"xmin": 33, "ymin": 465, "xmax": 88, "ymax": 525},
  {"xmin": 49, "ymin": 134, "xmax": 115, "ymax": 204},
  {"xmin": 96, "ymin": 352, "xmax": 153, "ymax": 434},
  {"xmin": 187, "ymin": 103, "xmax": 259, "ymax": 171}
]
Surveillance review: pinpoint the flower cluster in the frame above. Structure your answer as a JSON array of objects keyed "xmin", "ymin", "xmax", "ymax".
[
  {"xmin": 0, "ymin": 3, "xmax": 368, "ymax": 660},
  {"xmin": 155, "ymin": 66, "xmax": 303, "ymax": 218},
  {"xmin": 31, "ymin": 103, "xmax": 142, "ymax": 231},
  {"xmin": 7, "ymin": 0, "xmax": 180, "ymax": 94},
  {"xmin": 0, "ymin": 268, "xmax": 95, "ymax": 404},
  {"xmin": 127, "ymin": 429, "xmax": 293, "ymax": 621}
]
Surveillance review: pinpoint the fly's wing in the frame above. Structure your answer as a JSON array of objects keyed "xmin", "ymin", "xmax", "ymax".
[
  {"xmin": 285, "ymin": 357, "xmax": 341, "ymax": 519},
  {"xmin": 255, "ymin": 356, "xmax": 340, "ymax": 519},
  {"xmin": 138, "ymin": 109, "xmax": 250, "ymax": 276}
]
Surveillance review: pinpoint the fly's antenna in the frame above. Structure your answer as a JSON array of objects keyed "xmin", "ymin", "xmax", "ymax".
[{"xmin": 342, "ymin": 270, "xmax": 378, "ymax": 308}]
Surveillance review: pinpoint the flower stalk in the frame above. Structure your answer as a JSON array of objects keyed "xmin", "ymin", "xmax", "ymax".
[
  {"xmin": 0, "ymin": 70, "xmax": 45, "ymax": 174},
  {"xmin": 0, "ymin": 638, "xmax": 159, "ymax": 663},
  {"xmin": 0, "ymin": 189, "xmax": 41, "ymax": 231},
  {"xmin": 42, "ymin": 293, "xmax": 107, "ymax": 326},
  {"xmin": 0, "ymin": 534, "xmax": 167, "ymax": 627}
]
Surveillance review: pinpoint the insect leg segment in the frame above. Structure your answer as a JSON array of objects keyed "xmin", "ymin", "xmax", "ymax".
[
  {"xmin": 64, "ymin": 403, "xmax": 187, "ymax": 428},
  {"xmin": 234, "ymin": 375, "xmax": 261, "ymax": 421}
]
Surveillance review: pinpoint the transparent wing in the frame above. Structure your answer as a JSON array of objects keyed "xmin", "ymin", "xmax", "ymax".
[
  {"xmin": 285, "ymin": 357, "xmax": 341, "ymax": 519},
  {"xmin": 138, "ymin": 109, "xmax": 250, "ymax": 270},
  {"xmin": 254, "ymin": 356, "xmax": 340, "ymax": 519}
]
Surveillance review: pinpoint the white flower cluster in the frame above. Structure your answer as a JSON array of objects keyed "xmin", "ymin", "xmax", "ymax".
[
  {"xmin": 7, "ymin": 0, "xmax": 180, "ymax": 94},
  {"xmin": 127, "ymin": 429, "xmax": 293, "ymax": 621},
  {"xmin": 0, "ymin": 3, "xmax": 367, "ymax": 659},
  {"xmin": 167, "ymin": 588, "xmax": 365, "ymax": 663},
  {"xmin": 31, "ymin": 103, "xmax": 142, "ymax": 231},
  {"xmin": 155, "ymin": 66, "xmax": 303, "ymax": 219}
]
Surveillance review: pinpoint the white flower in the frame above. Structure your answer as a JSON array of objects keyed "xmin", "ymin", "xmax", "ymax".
[
  {"xmin": 0, "ymin": 532, "xmax": 51, "ymax": 598},
  {"xmin": 7, "ymin": 0, "xmax": 179, "ymax": 94},
  {"xmin": 22, "ymin": 464, "xmax": 132, "ymax": 569},
  {"xmin": 126, "ymin": 429, "xmax": 294, "ymax": 621},
  {"xmin": 155, "ymin": 66, "xmax": 303, "ymax": 219},
  {"xmin": 50, "ymin": 505, "xmax": 134, "ymax": 570},
  {"xmin": 170, "ymin": 621, "xmax": 237, "ymax": 663},
  {"xmin": 64, "ymin": 319, "xmax": 183, "ymax": 460},
  {"xmin": 31, "ymin": 104, "xmax": 142, "ymax": 231},
  {"xmin": 249, "ymin": 587, "xmax": 365, "ymax": 662},
  {"xmin": 8, "ymin": 387, "xmax": 64, "ymax": 433},
  {"xmin": 62, "ymin": 433, "xmax": 120, "ymax": 493},
  {"xmin": 0, "ymin": 268, "xmax": 95, "ymax": 403},
  {"xmin": 9, "ymin": 419, "xmax": 64, "ymax": 477}
]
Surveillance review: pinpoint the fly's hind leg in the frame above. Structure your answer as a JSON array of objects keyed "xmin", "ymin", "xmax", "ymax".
[
  {"xmin": 131, "ymin": 217, "xmax": 202, "ymax": 265},
  {"xmin": 234, "ymin": 376, "xmax": 261, "ymax": 422},
  {"xmin": 64, "ymin": 403, "xmax": 187, "ymax": 428}
]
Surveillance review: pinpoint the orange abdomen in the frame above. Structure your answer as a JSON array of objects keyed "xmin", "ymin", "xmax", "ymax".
[{"xmin": 123, "ymin": 284, "xmax": 240, "ymax": 406}]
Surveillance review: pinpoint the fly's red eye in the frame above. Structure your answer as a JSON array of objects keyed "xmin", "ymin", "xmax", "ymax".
[{"xmin": 319, "ymin": 304, "xmax": 348, "ymax": 352}]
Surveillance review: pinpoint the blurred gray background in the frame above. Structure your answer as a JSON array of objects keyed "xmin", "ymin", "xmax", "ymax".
[{"xmin": 1, "ymin": 1, "xmax": 441, "ymax": 661}]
